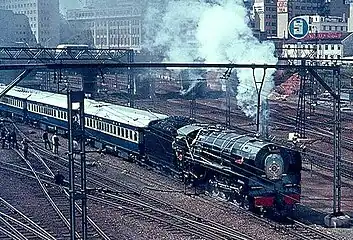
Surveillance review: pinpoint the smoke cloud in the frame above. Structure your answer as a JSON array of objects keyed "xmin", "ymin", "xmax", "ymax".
[{"xmin": 144, "ymin": 0, "xmax": 277, "ymax": 118}]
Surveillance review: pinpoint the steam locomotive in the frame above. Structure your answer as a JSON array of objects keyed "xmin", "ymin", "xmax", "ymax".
[
  {"xmin": 146, "ymin": 118, "xmax": 301, "ymax": 214},
  {"xmin": 0, "ymin": 85, "xmax": 301, "ymax": 214}
]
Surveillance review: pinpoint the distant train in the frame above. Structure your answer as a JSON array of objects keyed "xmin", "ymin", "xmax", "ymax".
[{"xmin": 0, "ymin": 85, "xmax": 301, "ymax": 215}]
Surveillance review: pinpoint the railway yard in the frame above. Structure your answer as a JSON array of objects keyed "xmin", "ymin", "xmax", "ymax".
[{"xmin": 0, "ymin": 87, "xmax": 352, "ymax": 239}]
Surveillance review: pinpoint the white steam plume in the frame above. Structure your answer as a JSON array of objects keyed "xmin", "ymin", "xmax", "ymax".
[{"xmin": 144, "ymin": 0, "xmax": 277, "ymax": 118}]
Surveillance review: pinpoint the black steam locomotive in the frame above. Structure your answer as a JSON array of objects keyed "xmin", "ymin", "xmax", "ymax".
[{"xmin": 145, "ymin": 117, "xmax": 301, "ymax": 214}]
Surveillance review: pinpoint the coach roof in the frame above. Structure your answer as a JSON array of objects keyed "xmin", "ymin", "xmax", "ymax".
[{"xmin": 0, "ymin": 85, "xmax": 167, "ymax": 128}]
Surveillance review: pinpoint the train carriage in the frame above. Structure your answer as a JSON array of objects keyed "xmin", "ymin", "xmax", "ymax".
[{"xmin": 0, "ymin": 85, "xmax": 168, "ymax": 159}]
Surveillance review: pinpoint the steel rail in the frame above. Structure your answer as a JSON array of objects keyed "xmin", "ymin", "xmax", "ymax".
[
  {"xmin": 0, "ymin": 225, "xmax": 24, "ymax": 240},
  {"xmin": 0, "ymin": 211, "xmax": 54, "ymax": 240},
  {"xmin": 89, "ymin": 194, "xmax": 251, "ymax": 240},
  {"xmin": 12, "ymin": 124, "xmax": 111, "ymax": 240},
  {"xmin": 13, "ymin": 148, "xmax": 80, "ymax": 239},
  {"xmin": 0, "ymin": 215, "xmax": 27, "ymax": 240}
]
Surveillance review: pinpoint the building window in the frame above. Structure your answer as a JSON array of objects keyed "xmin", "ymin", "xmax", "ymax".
[
  {"xmin": 325, "ymin": 45, "xmax": 328, "ymax": 50},
  {"xmin": 338, "ymin": 45, "xmax": 341, "ymax": 50},
  {"xmin": 331, "ymin": 45, "xmax": 334, "ymax": 50}
]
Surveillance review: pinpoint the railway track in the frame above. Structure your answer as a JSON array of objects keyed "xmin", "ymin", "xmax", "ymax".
[
  {"xmin": 9, "ymin": 119, "xmax": 348, "ymax": 239},
  {"xmin": 1, "ymin": 123, "xmax": 110, "ymax": 239},
  {"xmin": 11, "ymin": 122, "xmax": 255, "ymax": 240},
  {"xmin": 0, "ymin": 197, "xmax": 55, "ymax": 240}
]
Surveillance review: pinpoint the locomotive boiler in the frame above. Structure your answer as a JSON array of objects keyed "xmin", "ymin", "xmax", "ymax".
[{"xmin": 172, "ymin": 124, "xmax": 301, "ymax": 214}]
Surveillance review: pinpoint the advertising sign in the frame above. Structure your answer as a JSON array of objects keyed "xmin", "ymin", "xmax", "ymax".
[{"xmin": 288, "ymin": 17, "xmax": 309, "ymax": 39}]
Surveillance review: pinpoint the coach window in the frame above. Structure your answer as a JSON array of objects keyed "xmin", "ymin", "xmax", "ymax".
[
  {"xmin": 109, "ymin": 125, "xmax": 112, "ymax": 133},
  {"xmin": 122, "ymin": 128, "xmax": 125, "ymax": 137},
  {"xmin": 134, "ymin": 132, "xmax": 138, "ymax": 141},
  {"xmin": 125, "ymin": 129, "xmax": 129, "ymax": 138},
  {"xmin": 98, "ymin": 121, "xmax": 102, "ymax": 130},
  {"xmin": 129, "ymin": 130, "xmax": 132, "ymax": 139},
  {"xmin": 113, "ymin": 126, "xmax": 116, "ymax": 134},
  {"xmin": 118, "ymin": 127, "xmax": 121, "ymax": 136}
]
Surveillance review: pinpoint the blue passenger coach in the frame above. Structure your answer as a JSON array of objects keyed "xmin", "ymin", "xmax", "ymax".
[{"xmin": 0, "ymin": 85, "xmax": 168, "ymax": 159}]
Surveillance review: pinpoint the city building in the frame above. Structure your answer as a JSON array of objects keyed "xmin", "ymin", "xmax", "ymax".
[
  {"xmin": 253, "ymin": 0, "xmax": 349, "ymax": 39},
  {"xmin": 0, "ymin": 9, "xmax": 36, "ymax": 46},
  {"xmin": 328, "ymin": 0, "xmax": 349, "ymax": 18},
  {"xmin": 66, "ymin": 0, "xmax": 143, "ymax": 49},
  {"xmin": 0, "ymin": 0, "xmax": 60, "ymax": 47},
  {"xmin": 349, "ymin": 3, "xmax": 353, "ymax": 32},
  {"xmin": 281, "ymin": 32, "xmax": 353, "ymax": 62},
  {"xmin": 307, "ymin": 15, "xmax": 348, "ymax": 33},
  {"xmin": 253, "ymin": 0, "xmax": 278, "ymax": 37}
]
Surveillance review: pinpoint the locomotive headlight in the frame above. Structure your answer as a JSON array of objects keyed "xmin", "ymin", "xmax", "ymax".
[{"xmin": 264, "ymin": 154, "xmax": 284, "ymax": 180}]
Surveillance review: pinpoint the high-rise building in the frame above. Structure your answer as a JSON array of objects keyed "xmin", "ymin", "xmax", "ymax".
[
  {"xmin": 66, "ymin": 1, "xmax": 143, "ymax": 49},
  {"xmin": 0, "ymin": 9, "xmax": 36, "ymax": 46},
  {"xmin": 253, "ymin": 0, "xmax": 277, "ymax": 37},
  {"xmin": 349, "ymin": 3, "xmax": 353, "ymax": 32},
  {"xmin": 0, "ymin": 0, "xmax": 60, "ymax": 47}
]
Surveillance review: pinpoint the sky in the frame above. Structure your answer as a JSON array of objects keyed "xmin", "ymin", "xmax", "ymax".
[{"xmin": 59, "ymin": 0, "xmax": 82, "ymax": 14}]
